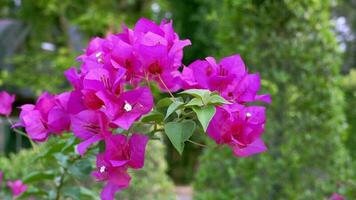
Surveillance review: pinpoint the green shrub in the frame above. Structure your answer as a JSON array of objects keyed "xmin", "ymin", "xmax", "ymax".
[
  {"xmin": 342, "ymin": 70, "xmax": 356, "ymax": 159},
  {"xmin": 0, "ymin": 137, "xmax": 175, "ymax": 200},
  {"xmin": 192, "ymin": 0, "xmax": 355, "ymax": 199}
]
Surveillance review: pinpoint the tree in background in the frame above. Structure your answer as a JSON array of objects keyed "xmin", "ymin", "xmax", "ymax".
[
  {"xmin": 0, "ymin": 136, "xmax": 175, "ymax": 199},
  {"xmin": 342, "ymin": 70, "xmax": 356, "ymax": 161},
  {"xmin": 191, "ymin": 0, "xmax": 355, "ymax": 199},
  {"xmin": 1, "ymin": 1, "xmax": 355, "ymax": 199},
  {"xmin": 334, "ymin": 0, "xmax": 356, "ymax": 73}
]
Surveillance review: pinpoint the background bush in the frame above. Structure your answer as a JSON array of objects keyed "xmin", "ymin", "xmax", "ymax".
[
  {"xmin": 0, "ymin": 0, "xmax": 355, "ymax": 199},
  {"xmin": 0, "ymin": 136, "xmax": 175, "ymax": 200},
  {"xmin": 192, "ymin": 0, "xmax": 355, "ymax": 199}
]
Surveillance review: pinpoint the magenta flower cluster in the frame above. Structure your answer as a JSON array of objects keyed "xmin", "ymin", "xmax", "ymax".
[
  {"xmin": 182, "ymin": 55, "xmax": 271, "ymax": 156},
  {"xmin": 6, "ymin": 180, "xmax": 27, "ymax": 198},
  {"xmin": 0, "ymin": 170, "xmax": 27, "ymax": 198},
  {"xmin": 1, "ymin": 18, "xmax": 270, "ymax": 199},
  {"xmin": 13, "ymin": 18, "xmax": 191, "ymax": 199},
  {"xmin": 0, "ymin": 91, "xmax": 15, "ymax": 116}
]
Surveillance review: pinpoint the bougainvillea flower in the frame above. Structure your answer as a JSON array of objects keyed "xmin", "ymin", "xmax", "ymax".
[
  {"xmin": 0, "ymin": 91, "xmax": 15, "ymax": 116},
  {"xmin": 223, "ymin": 73, "xmax": 271, "ymax": 104},
  {"xmin": 77, "ymin": 37, "xmax": 107, "ymax": 73},
  {"xmin": 138, "ymin": 44, "xmax": 182, "ymax": 91},
  {"xmin": 7, "ymin": 180, "xmax": 27, "ymax": 197},
  {"xmin": 181, "ymin": 55, "xmax": 244, "ymax": 91},
  {"xmin": 16, "ymin": 104, "xmax": 48, "ymax": 141},
  {"xmin": 8, "ymin": 17, "xmax": 270, "ymax": 198},
  {"xmin": 329, "ymin": 193, "xmax": 345, "ymax": 200},
  {"xmin": 71, "ymin": 110, "xmax": 110, "ymax": 156},
  {"xmin": 64, "ymin": 67, "xmax": 83, "ymax": 90},
  {"xmin": 74, "ymin": 18, "xmax": 190, "ymax": 92},
  {"xmin": 82, "ymin": 67, "xmax": 126, "ymax": 96},
  {"xmin": 133, "ymin": 18, "xmax": 191, "ymax": 67},
  {"xmin": 181, "ymin": 60, "xmax": 211, "ymax": 89},
  {"xmin": 65, "ymin": 90, "xmax": 87, "ymax": 114},
  {"xmin": 92, "ymin": 153, "xmax": 131, "ymax": 200},
  {"xmin": 97, "ymin": 87, "xmax": 154, "ymax": 130},
  {"xmin": 15, "ymin": 92, "xmax": 70, "ymax": 141},
  {"xmin": 92, "ymin": 133, "xmax": 148, "ymax": 200},
  {"xmin": 207, "ymin": 104, "xmax": 267, "ymax": 157},
  {"xmin": 181, "ymin": 54, "xmax": 271, "ymax": 104},
  {"xmin": 111, "ymin": 39, "xmax": 143, "ymax": 85},
  {"xmin": 114, "ymin": 18, "xmax": 190, "ymax": 90},
  {"xmin": 47, "ymin": 92, "xmax": 71, "ymax": 133},
  {"xmin": 105, "ymin": 133, "xmax": 148, "ymax": 169}
]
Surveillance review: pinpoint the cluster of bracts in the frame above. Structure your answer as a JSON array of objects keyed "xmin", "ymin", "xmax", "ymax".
[{"xmin": 0, "ymin": 18, "xmax": 272, "ymax": 199}]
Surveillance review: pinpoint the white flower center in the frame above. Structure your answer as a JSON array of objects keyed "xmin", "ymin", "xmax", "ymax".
[
  {"xmin": 124, "ymin": 102, "xmax": 132, "ymax": 112},
  {"xmin": 95, "ymin": 52, "xmax": 104, "ymax": 63},
  {"xmin": 100, "ymin": 166, "xmax": 106, "ymax": 173},
  {"xmin": 95, "ymin": 52, "xmax": 103, "ymax": 58},
  {"xmin": 246, "ymin": 112, "xmax": 252, "ymax": 117}
]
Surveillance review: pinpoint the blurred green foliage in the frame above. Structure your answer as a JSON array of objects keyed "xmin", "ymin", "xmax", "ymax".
[
  {"xmin": 0, "ymin": 135, "xmax": 175, "ymax": 199},
  {"xmin": 120, "ymin": 139, "xmax": 175, "ymax": 200},
  {"xmin": 334, "ymin": 0, "xmax": 356, "ymax": 73},
  {"xmin": 0, "ymin": 0, "xmax": 355, "ymax": 199},
  {"xmin": 0, "ymin": 0, "xmax": 154, "ymax": 94},
  {"xmin": 190, "ymin": 0, "xmax": 356, "ymax": 199},
  {"xmin": 342, "ymin": 69, "xmax": 356, "ymax": 160}
]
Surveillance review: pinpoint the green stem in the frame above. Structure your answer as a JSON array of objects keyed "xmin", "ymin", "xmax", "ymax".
[
  {"xmin": 145, "ymin": 74, "xmax": 153, "ymax": 92},
  {"xmin": 55, "ymin": 168, "xmax": 65, "ymax": 200},
  {"xmin": 55, "ymin": 155, "xmax": 82, "ymax": 200},
  {"xmin": 187, "ymin": 139, "xmax": 208, "ymax": 147},
  {"xmin": 6, "ymin": 117, "xmax": 37, "ymax": 148},
  {"xmin": 158, "ymin": 74, "xmax": 176, "ymax": 100}
]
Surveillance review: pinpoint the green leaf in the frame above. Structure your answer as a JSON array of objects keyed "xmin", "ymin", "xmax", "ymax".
[
  {"xmin": 185, "ymin": 98, "xmax": 204, "ymax": 107},
  {"xmin": 180, "ymin": 89, "xmax": 211, "ymax": 100},
  {"xmin": 21, "ymin": 188, "xmax": 48, "ymax": 198},
  {"xmin": 63, "ymin": 186, "xmax": 100, "ymax": 200},
  {"xmin": 68, "ymin": 159, "xmax": 92, "ymax": 180},
  {"xmin": 62, "ymin": 186, "xmax": 81, "ymax": 200},
  {"xmin": 130, "ymin": 122, "xmax": 153, "ymax": 133},
  {"xmin": 23, "ymin": 171, "xmax": 55, "ymax": 183},
  {"xmin": 53, "ymin": 153, "xmax": 69, "ymax": 167},
  {"xmin": 193, "ymin": 105, "xmax": 216, "ymax": 132},
  {"xmin": 156, "ymin": 97, "xmax": 173, "ymax": 108},
  {"xmin": 165, "ymin": 101, "xmax": 184, "ymax": 119},
  {"xmin": 80, "ymin": 187, "xmax": 100, "ymax": 200},
  {"xmin": 61, "ymin": 137, "xmax": 77, "ymax": 153},
  {"xmin": 164, "ymin": 120, "xmax": 196, "ymax": 155},
  {"xmin": 34, "ymin": 141, "xmax": 66, "ymax": 160},
  {"xmin": 208, "ymin": 94, "xmax": 231, "ymax": 105},
  {"xmin": 141, "ymin": 111, "xmax": 164, "ymax": 123}
]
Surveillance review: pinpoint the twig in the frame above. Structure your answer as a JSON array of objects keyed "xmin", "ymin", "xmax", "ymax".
[
  {"xmin": 157, "ymin": 75, "xmax": 176, "ymax": 100},
  {"xmin": 6, "ymin": 117, "xmax": 37, "ymax": 148},
  {"xmin": 55, "ymin": 154, "xmax": 82, "ymax": 200},
  {"xmin": 55, "ymin": 169, "xmax": 65, "ymax": 200},
  {"xmin": 187, "ymin": 139, "xmax": 208, "ymax": 147}
]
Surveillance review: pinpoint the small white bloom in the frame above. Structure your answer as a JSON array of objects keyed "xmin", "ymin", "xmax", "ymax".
[
  {"xmin": 97, "ymin": 58, "xmax": 104, "ymax": 63},
  {"xmin": 55, "ymin": 177, "xmax": 61, "ymax": 186},
  {"xmin": 95, "ymin": 52, "xmax": 103, "ymax": 58},
  {"xmin": 100, "ymin": 166, "xmax": 106, "ymax": 173},
  {"xmin": 124, "ymin": 102, "xmax": 132, "ymax": 112},
  {"xmin": 41, "ymin": 42, "xmax": 56, "ymax": 51},
  {"xmin": 74, "ymin": 145, "xmax": 79, "ymax": 154},
  {"xmin": 246, "ymin": 112, "xmax": 252, "ymax": 117},
  {"xmin": 96, "ymin": 52, "xmax": 104, "ymax": 63}
]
